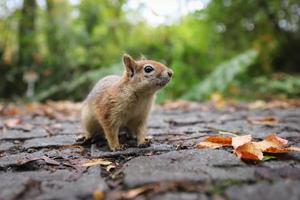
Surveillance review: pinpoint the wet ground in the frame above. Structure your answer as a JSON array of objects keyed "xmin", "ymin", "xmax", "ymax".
[{"xmin": 0, "ymin": 102, "xmax": 299, "ymax": 200}]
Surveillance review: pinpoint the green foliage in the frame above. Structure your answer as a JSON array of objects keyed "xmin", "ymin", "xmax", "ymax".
[
  {"xmin": 254, "ymin": 75, "xmax": 300, "ymax": 98},
  {"xmin": 34, "ymin": 64, "xmax": 121, "ymax": 101},
  {"xmin": 183, "ymin": 50, "xmax": 258, "ymax": 100},
  {"xmin": 0, "ymin": 0, "xmax": 299, "ymax": 102}
]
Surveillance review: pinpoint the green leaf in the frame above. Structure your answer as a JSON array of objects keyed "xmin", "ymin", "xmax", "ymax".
[
  {"xmin": 34, "ymin": 64, "xmax": 121, "ymax": 101},
  {"xmin": 262, "ymin": 155, "xmax": 276, "ymax": 161},
  {"xmin": 182, "ymin": 49, "xmax": 258, "ymax": 100}
]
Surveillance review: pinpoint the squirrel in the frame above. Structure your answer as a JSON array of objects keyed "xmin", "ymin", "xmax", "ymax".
[{"xmin": 78, "ymin": 54, "xmax": 173, "ymax": 151}]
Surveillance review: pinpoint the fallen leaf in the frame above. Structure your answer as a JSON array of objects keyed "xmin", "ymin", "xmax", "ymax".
[
  {"xmin": 234, "ymin": 142, "xmax": 264, "ymax": 160},
  {"xmin": 247, "ymin": 116, "xmax": 279, "ymax": 125},
  {"xmin": 106, "ymin": 164, "xmax": 116, "ymax": 172},
  {"xmin": 41, "ymin": 156, "xmax": 61, "ymax": 165},
  {"xmin": 123, "ymin": 186, "xmax": 151, "ymax": 199},
  {"xmin": 253, "ymin": 134, "xmax": 288, "ymax": 152},
  {"xmin": 196, "ymin": 136, "xmax": 232, "ymax": 149},
  {"xmin": 17, "ymin": 156, "xmax": 60, "ymax": 166},
  {"xmin": 82, "ymin": 159, "xmax": 112, "ymax": 167},
  {"xmin": 287, "ymin": 146, "xmax": 300, "ymax": 152},
  {"xmin": 4, "ymin": 118, "xmax": 22, "ymax": 128},
  {"xmin": 93, "ymin": 189, "xmax": 104, "ymax": 200},
  {"xmin": 206, "ymin": 136, "xmax": 232, "ymax": 144},
  {"xmin": 262, "ymin": 155, "xmax": 276, "ymax": 161},
  {"xmin": 232, "ymin": 135, "xmax": 252, "ymax": 149},
  {"xmin": 196, "ymin": 133, "xmax": 299, "ymax": 161},
  {"xmin": 196, "ymin": 141, "xmax": 225, "ymax": 149},
  {"xmin": 262, "ymin": 147, "xmax": 289, "ymax": 153}
]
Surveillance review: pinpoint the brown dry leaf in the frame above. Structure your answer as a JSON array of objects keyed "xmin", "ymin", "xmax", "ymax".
[
  {"xmin": 253, "ymin": 134, "xmax": 288, "ymax": 152},
  {"xmin": 234, "ymin": 142, "xmax": 264, "ymax": 160},
  {"xmin": 123, "ymin": 186, "xmax": 151, "ymax": 199},
  {"xmin": 196, "ymin": 136, "xmax": 232, "ymax": 149},
  {"xmin": 232, "ymin": 135, "xmax": 252, "ymax": 149},
  {"xmin": 106, "ymin": 164, "xmax": 116, "ymax": 172},
  {"xmin": 82, "ymin": 159, "xmax": 112, "ymax": 167},
  {"xmin": 262, "ymin": 147, "xmax": 289, "ymax": 153},
  {"xmin": 4, "ymin": 118, "xmax": 22, "ymax": 128},
  {"xmin": 17, "ymin": 156, "xmax": 60, "ymax": 166},
  {"xmin": 288, "ymin": 146, "xmax": 300, "ymax": 152},
  {"xmin": 206, "ymin": 136, "xmax": 232, "ymax": 144},
  {"xmin": 196, "ymin": 141, "xmax": 224, "ymax": 149},
  {"xmin": 93, "ymin": 189, "xmax": 104, "ymax": 200},
  {"xmin": 247, "ymin": 116, "xmax": 279, "ymax": 125}
]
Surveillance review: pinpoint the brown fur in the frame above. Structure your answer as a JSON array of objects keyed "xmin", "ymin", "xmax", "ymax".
[{"xmin": 80, "ymin": 54, "xmax": 173, "ymax": 151}]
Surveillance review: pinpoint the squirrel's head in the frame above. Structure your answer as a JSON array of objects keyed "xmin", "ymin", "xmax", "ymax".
[{"xmin": 122, "ymin": 54, "xmax": 173, "ymax": 93}]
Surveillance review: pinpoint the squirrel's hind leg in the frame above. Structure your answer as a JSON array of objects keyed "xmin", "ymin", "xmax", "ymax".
[{"xmin": 78, "ymin": 103, "xmax": 104, "ymax": 143}]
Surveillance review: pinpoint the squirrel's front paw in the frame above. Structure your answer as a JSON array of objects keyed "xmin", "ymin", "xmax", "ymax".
[
  {"xmin": 76, "ymin": 135, "xmax": 92, "ymax": 145},
  {"xmin": 110, "ymin": 144, "xmax": 125, "ymax": 151},
  {"xmin": 137, "ymin": 137, "xmax": 152, "ymax": 148}
]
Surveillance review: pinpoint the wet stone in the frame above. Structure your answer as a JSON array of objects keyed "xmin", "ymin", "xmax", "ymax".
[
  {"xmin": 225, "ymin": 181, "xmax": 300, "ymax": 200},
  {"xmin": 0, "ymin": 167, "xmax": 107, "ymax": 200},
  {"xmin": 123, "ymin": 149, "xmax": 255, "ymax": 187},
  {"xmin": 151, "ymin": 192, "xmax": 208, "ymax": 200},
  {"xmin": 91, "ymin": 143, "xmax": 175, "ymax": 158},
  {"xmin": 207, "ymin": 120, "xmax": 284, "ymax": 139},
  {"xmin": 23, "ymin": 135, "xmax": 77, "ymax": 149},
  {"xmin": 0, "ymin": 141, "xmax": 15, "ymax": 151},
  {"xmin": 0, "ymin": 129, "xmax": 48, "ymax": 140},
  {"xmin": 0, "ymin": 151, "xmax": 44, "ymax": 168},
  {"xmin": 169, "ymin": 126, "xmax": 210, "ymax": 134},
  {"xmin": 165, "ymin": 115, "xmax": 203, "ymax": 126},
  {"xmin": 148, "ymin": 115, "xmax": 169, "ymax": 128},
  {"xmin": 255, "ymin": 165, "xmax": 300, "ymax": 180}
]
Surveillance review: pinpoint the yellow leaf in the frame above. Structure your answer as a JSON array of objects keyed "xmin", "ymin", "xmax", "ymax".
[
  {"xmin": 106, "ymin": 164, "xmax": 116, "ymax": 172},
  {"xmin": 123, "ymin": 186, "xmax": 150, "ymax": 199},
  {"xmin": 93, "ymin": 189, "xmax": 104, "ymax": 200},
  {"xmin": 82, "ymin": 159, "xmax": 112, "ymax": 167}
]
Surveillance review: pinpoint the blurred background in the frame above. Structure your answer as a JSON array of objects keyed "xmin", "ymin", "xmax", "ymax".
[{"xmin": 0, "ymin": 0, "xmax": 299, "ymax": 103}]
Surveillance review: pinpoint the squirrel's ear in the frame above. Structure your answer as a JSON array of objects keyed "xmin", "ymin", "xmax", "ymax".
[{"xmin": 123, "ymin": 54, "xmax": 135, "ymax": 77}]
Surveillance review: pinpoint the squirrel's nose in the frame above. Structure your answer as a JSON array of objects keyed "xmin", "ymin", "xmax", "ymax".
[{"xmin": 167, "ymin": 70, "xmax": 173, "ymax": 78}]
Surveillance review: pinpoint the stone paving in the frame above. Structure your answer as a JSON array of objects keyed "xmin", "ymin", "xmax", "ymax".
[{"xmin": 0, "ymin": 103, "xmax": 299, "ymax": 200}]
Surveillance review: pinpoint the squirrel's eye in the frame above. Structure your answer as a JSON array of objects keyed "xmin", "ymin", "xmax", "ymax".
[{"xmin": 144, "ymin": 65, "xmax": 154, "ymax": 73}]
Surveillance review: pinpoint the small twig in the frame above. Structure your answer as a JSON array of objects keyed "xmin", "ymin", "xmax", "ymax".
[{"xmin": 208, "ymin": 127, "xmax": 243, "ymax": 137}]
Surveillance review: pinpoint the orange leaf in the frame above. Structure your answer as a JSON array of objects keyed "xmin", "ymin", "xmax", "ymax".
[
  {"xmin": 196, "ymin": 141, "xmax": 225, "ymax": 149},
  {"xmin": 4, "ymin": 118, "xmax": 22, "ymax": 128},
  {"xmin": 232, "ymin": 135, "xmax": 252, "ymax": 149},
  {"xmin": 263, "ymin": 147, "xmax": 289, "ymax": 153},
  {"xmin": 206, "ymin": 136, "xmax": 232, "ymax": 144},
  {"xmin": 234, "ymin": 142, "xmax": 263, "ymax": 160},
  {"xmin": 264, "ymin": 134, "xmax": 288, "ymax": 146},
  {"xmin": 253, "ymin": 134, "xmax": 288, "ymax": 152}
]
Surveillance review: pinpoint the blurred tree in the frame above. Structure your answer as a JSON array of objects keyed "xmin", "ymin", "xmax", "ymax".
[
  {"xmin": 0, "ymin": 0, "xmax": 299, "ymax": 101},
  {"xmin": 204, "ymin": 0, "xmax": 300, "ymax": 73},
  {"xmin": 18, "ymin": 0, "xmax": 37, "ymax": 68}
]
